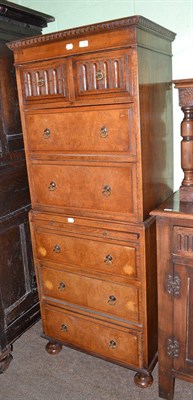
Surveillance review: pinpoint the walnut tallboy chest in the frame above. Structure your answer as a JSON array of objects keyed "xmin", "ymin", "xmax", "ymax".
[{"xmin": 8, "ymin": 16, "xmax": 175, "ymax": 387}]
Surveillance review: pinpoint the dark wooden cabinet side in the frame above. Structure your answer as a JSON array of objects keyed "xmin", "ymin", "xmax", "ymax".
[{"xmin": 0, "ymin": 0, "xmax": 54, "ymax": 372}]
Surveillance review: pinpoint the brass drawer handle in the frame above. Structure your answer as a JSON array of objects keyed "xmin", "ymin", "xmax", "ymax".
[
  {"xmin": 108, "ymin": 295, "xmax": 117, "ymax": 305},
  {"xmin": 53, "ymin": 244, "xmax": 61, "ymax": 253},
  {"xmin": 58, "ymin": 282, "xmax": 65, "ymax": 290},
  {"xmin": 100, "ymin": 126, "xmax": 108, "ymax": 138},
  {"xmin": 95, "ymin": 70, "xmax": 105, "ymax": 81},
  {"xmin": 109, "ymin": 340, "xmax": 117, "ymax": 349},
  {"xmin": 37, "ymin": 77, "xmax": 45, "ymax": 87},
  {"xmin": 102, "ymin": 185, "xmax": 111, "ymax": 196},
  {"xmin": 61, "ymin": 324, "xmax": 68, "ymax": 332},
  {"xmin": 48, "ymin": 181, "xmax": 56, "ymax": 191},
  {"xmin": 104, "ymin": 254, "xmax": 113, "ymax": 265},
  {"xmin": 43, "ymin": 128, "xmax": 51, "ymax": 138}
]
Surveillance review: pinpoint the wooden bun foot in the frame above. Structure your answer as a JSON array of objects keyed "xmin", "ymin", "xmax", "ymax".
[
  {"xmin": 45, "ymin": 341, "xmax": 62, "ymax": 355},
  {"xmin": 134, "ymin": 372, "xmax": 153, "ymax": 388}
]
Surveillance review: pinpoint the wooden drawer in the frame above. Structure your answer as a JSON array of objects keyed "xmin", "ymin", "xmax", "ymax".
[
  {"xmin": 39, "ymin": 266, "xmax": 141, "ymax": 323},
  {"xmin": 20, "ymin": 60, "xmax": 68, "ymax": 103},
  {"xmin": 42, "ymin": 304, "xmax": 142, "ymax": 367},
  {"xmin": 25, "ymin": 106, "xmax": 135, "ymax": 155},
  {"xmin": 34, "ymin": 227, "xmax": 139, "ymax": 279},
  {"xmin": 73, "ymin": 49, "xmax": 134, "ymax": 101},
  {"xmin": 30, "ymin": 162, "xmax": 138, "ymax": 221}
]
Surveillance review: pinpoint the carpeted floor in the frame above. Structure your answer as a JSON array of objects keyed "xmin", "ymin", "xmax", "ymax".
[{"xmin": 1, "ymin": 320, "xmax": 193, "ymax": 400}]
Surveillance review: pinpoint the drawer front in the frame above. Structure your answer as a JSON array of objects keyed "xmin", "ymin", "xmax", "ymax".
[
  {"xmin": 43, "ymin": 304, "xmax": 142, "ymax": 367},
  {"xmin": 39, "ymin": 266, "xmax": 141, "ymax": 323},
  {"xmin": 31, "ymin": 163, "xmax": 137, "ymax": 220},
  {"xmin": 34, "ymin": 229, "xmax": 139, "ymax": 279},
  {"xmin": 25, "ymin": 107, "xmax": 135, "ymax": 155},
  {"xmin": 20, "ymin": 60, "xmax": 67, "ymax": 102},
  {"xmin": 73, "ymin": 49, "xmax": 134, "ymax": 101}
]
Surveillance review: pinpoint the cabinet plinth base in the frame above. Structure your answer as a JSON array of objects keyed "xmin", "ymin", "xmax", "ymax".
[
  {"xmin": 45, "ymin": 341, "xmax": 63, "ymax": 355},
  {"xmin": 134, "ymin": 372, "xmax": 153, "ymax": 388}
]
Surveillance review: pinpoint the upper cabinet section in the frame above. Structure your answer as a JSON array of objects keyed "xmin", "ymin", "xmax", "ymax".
[
  {"xmin": 8, "ymin": 15, "xmax": 176, "ymax": 108},
  {"xmin": 19, "ymin": 49, "xmax": 134, "ymax": 105}
]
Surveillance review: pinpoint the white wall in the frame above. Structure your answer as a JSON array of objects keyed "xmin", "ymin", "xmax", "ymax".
[{"xmin": 12, "ymin": 0, "xmax": 193, "ymax": 190}]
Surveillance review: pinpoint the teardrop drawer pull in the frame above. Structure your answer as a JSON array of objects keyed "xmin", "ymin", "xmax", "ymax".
[
  {"xmin": 95, "ymin": 70, "xmax": 105, "ymax": 81},
  {"xmin": 53, "ymin": 244, "xmax": 61, "ymax": 253},
  {"xmin": 43, "ymin": 128, "xmax": 51, "ymax": 138},
  {"xmin": 61, "ymin": 324, "xmax": 68, "ymax": 332},
  {"xmin": 100, "ymin": 126, "xmax": 108, "ymax": 138},
  {"xmin": 48, "ymin": 181, "xmax": 56, "ymax": 191},
  {"xmin": 104, "ymin": 254, "xmax": 113, "ymax": 265},
  {"xmin": 108, "ymin": 295, "xmax": 117, "ymax": 305},
  {"xmin": 109, "ymin": 340, "xmax": 117, "ymax": 349},
  {"xmin": 58, "ymin": 282, "xmax": 65, "ymax": 290},
  {"xmin": 102, "ymin": 185, "xmax": 111, "ymax": 196},
  {"xmin": 37, "ymin": 77, "xmax": 45, "ymax": 87}
]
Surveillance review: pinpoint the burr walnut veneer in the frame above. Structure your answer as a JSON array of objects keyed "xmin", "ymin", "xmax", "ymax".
[{"xmin": 8, "ymin": 16, "xmax": 175, "ymax": 387}]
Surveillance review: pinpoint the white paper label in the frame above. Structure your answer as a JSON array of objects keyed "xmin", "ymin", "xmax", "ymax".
[
  {"xmin": 66, "ymin": 43, "xmax": 73, "ymax": 50},
  {"xmin": 67, "ymin": 217, "xmax": 75, "ymax": 223},
  {"xmin": 79, "ymin": 40, "xmax": 88, "ymax": 48}
]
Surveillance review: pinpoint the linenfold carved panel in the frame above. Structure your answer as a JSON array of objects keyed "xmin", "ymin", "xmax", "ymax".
[
  {"xmin": 74, "ymin": 50, "xmax": 134, "ymax": 98},
  {"xmin": 21, "ymin": 61, "xmax": 67, "ymax": 101}
]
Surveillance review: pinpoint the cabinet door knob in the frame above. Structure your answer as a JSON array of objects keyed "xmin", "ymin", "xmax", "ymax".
[
  {"xmin": 95, "ymin": 70, "xmax": 105, "ymax": 81},
  {"xmin": 58, "ymin": 282, "xmax": 65, "ymax": 290},
  {"xmin": 43, "ymin": 128, "xmax": 51, "ymax": 138},
  {"xmin": 53, "ymin": 244, "xmax": 61, "ymax": 253},
  {"xmin": 37, "ymin": 77, "xmax": 45, "ymax": 87},
  {"xmin": 48, "ymin": 181, "xmax": 56, "ymax": 191},
  {"xmin": 104, "ymin": 254, "xmax": 113, "ymax": 265},
  {"xmin": 100, "ymin": 126, "xmax": 108, "ymax": 138},
  {"xmin": 108, "ymin": 295, "xmax": 117, "ymax": 305},
  {"xmin": 109, "ymin": 340, "xmax": 117, "ymax": 349},
  {"xmin": 61, "ymin": 324, "xmax": 68, "ymax": 332},
  {"xmin": 102, "ymin": 185, "xmax": 111, "ymax": 196}
]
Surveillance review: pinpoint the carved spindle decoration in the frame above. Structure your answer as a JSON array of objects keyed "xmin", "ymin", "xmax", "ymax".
[{"xmin": 173, "ymin": 79, "xmax": 193, "ymax": 201}]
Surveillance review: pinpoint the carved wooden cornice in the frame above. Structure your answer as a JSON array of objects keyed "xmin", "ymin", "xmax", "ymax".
[{"xmin": 7, "ymin": 15, "xmax": 176, "ymax": 50}]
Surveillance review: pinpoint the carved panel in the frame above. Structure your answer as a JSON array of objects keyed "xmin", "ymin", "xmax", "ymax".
[
  {"xmin": 178, "ymin": 87, "xmax": 193, "ymax": 107},
  {"xmin": 167, "ymin": 337, "xmax": 180, "ymax": 358},
  {"xmin": 7, "ymin": 15, "xmax": 176, "ymax": 51},
  {"xmin": 74, "ymin": 50, "xmax": 134, "ymax": 98},
  {"xmin": 21, "ymin": 61, "xmax": 67, "ymax": 101},
  {"xmin": 173, "ymin": 226, "xmax": 193, "ymax": 256},
  {"xmin": 167, "ymin": 274, "xmax": 181, "ymax": 297}
]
